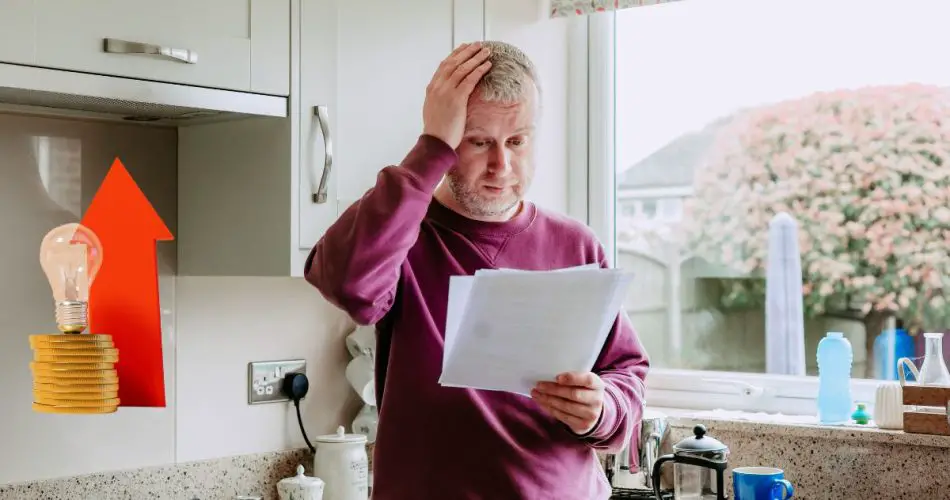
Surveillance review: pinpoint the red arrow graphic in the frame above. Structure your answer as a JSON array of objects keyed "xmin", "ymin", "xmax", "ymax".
[{"xmin": 81, "ymin": 158, "xmax": 173, "ymax": 407}]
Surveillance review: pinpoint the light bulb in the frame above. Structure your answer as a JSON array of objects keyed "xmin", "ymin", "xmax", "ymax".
[{"xmin": 38, "ymin": 222, "xmax": 104, "ymax": 334}]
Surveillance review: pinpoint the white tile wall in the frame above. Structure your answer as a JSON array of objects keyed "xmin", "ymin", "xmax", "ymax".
[{"xmin": 174, "ymin": 276, "xmax": 357, "ymax": 463}]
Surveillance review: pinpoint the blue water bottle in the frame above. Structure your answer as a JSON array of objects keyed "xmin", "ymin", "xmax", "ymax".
[
  {"xmin": 817, "ymin": 331, "xmax": 853, "ymax": 424},
  {"xmin": 873, "ymin": 321, "xmax": 914, "ymax": 380}
]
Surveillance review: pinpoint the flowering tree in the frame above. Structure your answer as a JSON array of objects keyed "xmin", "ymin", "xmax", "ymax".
[{"xmin": 683, "ymin": 83, "xmax": 950, "ymax": 374}]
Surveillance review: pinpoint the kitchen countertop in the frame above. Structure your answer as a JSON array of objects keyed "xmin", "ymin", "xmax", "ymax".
[
  {"xmin": 652, "ymin": 406, "xmax": 950, "ymax": 448},
  {"xmin": 0, "ymin": 448, "xmax": 312, "ymax": 500},
  {"xmin": 5, "ymin": 406, "xmax": 946, "ymax": 500},
  {"xmin": 652, "ymin": 406, "xmax": 950, "ymax": 499}
]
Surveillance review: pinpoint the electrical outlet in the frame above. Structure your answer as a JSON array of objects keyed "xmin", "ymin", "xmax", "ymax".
[{"xmin": 247, "ymin": 359, "xmax": 307, "ymax": 404}]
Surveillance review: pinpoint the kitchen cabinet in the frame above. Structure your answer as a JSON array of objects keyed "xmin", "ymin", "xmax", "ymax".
[
  {"xmin": 20, "ymin": 0, "xmax": 290, "ymax": 95},
  {"xmin": 177, "ymin": 0, "xmax": 485, "ymax": 277},
  {"xmin": 0, "ymin": 0, "xmax": 34, "ymax": 65},
  {"xmin": 303, "ymin": 0, "xmax": 486, "ymax": 251}
]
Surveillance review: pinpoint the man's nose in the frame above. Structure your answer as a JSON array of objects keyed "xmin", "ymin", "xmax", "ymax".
[{"xmin": 489, "ymin": 144, "xmax": 512, "ymax": 175}]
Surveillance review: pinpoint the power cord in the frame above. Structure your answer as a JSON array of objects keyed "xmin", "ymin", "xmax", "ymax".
[{"xmin": 282, "ymin": 372, "xmax": 316, "ymax": 454}]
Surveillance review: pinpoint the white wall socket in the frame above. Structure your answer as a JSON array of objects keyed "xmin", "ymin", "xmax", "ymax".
[{"xmin": 247, "ymin": 359, "xmax": 307, "ymax": 404}]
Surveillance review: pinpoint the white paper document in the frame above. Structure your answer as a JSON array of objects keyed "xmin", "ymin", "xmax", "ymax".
[{"xmin": 439, "ymin": 264, "xmax": 634, "ymax": 397}]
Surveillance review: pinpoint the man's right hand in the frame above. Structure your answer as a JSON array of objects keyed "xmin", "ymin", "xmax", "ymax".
[{"xmin": 422, "ymin": 42, "xmax": 492, "ymax": 150}]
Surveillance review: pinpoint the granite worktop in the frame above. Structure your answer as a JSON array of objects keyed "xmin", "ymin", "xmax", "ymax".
[
  {"xmin": 0, "ymin": 449, "xmax": 313, "ymax": 500},
  {"xmin": 653, "ymin": 408, "xmax": 950, "ymax": 499},
  {"xmin": 4, "ymin": 411, "xmax": 949, "ymax": 499}
]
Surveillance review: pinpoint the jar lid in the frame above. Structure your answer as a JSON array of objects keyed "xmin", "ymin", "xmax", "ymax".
[
  {"xmin": 278, "ymin": 464, "xmax": 325, "ymax": 488},
  {"xmin": 672, "ymin": 424, "xmax": 728, "ymax": 453},
  {"xmin": 315, "ymin": 425, "xmax": 367, "ymax": 444}
]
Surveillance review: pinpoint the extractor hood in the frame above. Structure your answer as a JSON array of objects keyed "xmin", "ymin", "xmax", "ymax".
[{"xmin": 0, "ymin": 62, "xmax": 288, "ymax": 125}]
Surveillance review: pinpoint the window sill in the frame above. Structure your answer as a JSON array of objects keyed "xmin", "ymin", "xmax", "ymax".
[{"xmin": 652, "ymin": 406, "xmax": 950, "ymax": 449}]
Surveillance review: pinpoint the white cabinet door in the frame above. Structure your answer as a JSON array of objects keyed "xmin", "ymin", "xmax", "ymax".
[
  {"xmin": 179, "ymin": 0, "xmax": 321, "ymax": 278},
  {"xmin": 333, "ymin": 0, "xmax": 460, "ymax": 202},
  {"xmin": 180, "ymin": 0, "xmax": 483, "ymax": 277},
  {"xmin": 32, "ymin": 0, "xmax": 289, "ymax": 95},
  {"xmin": 297, "ymin": 0, "xmax": 485, "ymax": 257},
  {"xmin": 295, "ymin": 0, "xmax": 340, "ymax": 263},
  {"xmin": 0, "ymin": 0, "xmax": 35, "ymax": 65},
  {"xmin": 250, "ymin": 0, "xmax": 292, "ymax": 95}
]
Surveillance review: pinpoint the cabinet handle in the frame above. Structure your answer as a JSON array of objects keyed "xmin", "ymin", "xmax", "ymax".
[
  {"xmin": 102, "ymin": 38, "xmax": 198, "ymax": 64},
  {"xmin": 311, "ymin": 105, "xmax": 334, "ymax": 204}
]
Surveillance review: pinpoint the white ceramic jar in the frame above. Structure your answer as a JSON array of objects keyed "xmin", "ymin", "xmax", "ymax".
[
  {"xmin": 873, "ymin": 381, "xmax": 904, "ymax": 430},
  {"xmin": 313, "ymin": 425, "xmax": 369, "ymax": 500},
  {"xmin": 277, "ymin": 464, "xmax": 325, "ymax": 500}
]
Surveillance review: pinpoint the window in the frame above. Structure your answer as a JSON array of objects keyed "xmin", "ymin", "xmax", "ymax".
[{"xmin": 574, "ymin": 0, "xmax": 950, "ymax": 414}]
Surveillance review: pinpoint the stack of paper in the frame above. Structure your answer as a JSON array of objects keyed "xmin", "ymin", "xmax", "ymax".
[{"xmin": 439, "ymin": 264, "xmax": 634, "ymax": 397}]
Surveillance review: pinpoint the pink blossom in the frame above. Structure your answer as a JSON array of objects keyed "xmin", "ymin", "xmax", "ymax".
[{"xmin": 683, "ymin": 83, "xmax": 950, "ymax": 325}]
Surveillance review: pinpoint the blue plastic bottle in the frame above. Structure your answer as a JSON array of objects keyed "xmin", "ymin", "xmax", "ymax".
[
  {"xmin": 873, "ymin": 326, "xmax": 914, "ymax": 380},
  {"xmin": 817, "ymin": 331, "xmax": 853, "ymax": 424}
]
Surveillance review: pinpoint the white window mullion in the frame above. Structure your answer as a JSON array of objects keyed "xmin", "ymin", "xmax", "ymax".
[
  {"xmin": 566, "ymin": 15, "xmax": 590, "ymax": 227},
  {"xmin": 586, "ymin": 12, "xmax": 616, "ymax": 267}
]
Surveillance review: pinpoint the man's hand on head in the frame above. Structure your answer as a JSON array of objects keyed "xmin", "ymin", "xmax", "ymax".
[
  {"xmin": 422, "ymin": 42, "xmax": 492, "ymax": 150},
  {"xmin": 532, "ymin": 372, "xmax": 605, "ymax": 436}
]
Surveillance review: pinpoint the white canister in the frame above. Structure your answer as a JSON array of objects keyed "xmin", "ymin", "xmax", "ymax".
[
  {"xmin": 277, "ymin": 464, "xmax": 325, "ymax": 500},
  {"xmin": 313, "ymin": 425, "xmax": 369, "ymax": 500},
  {"xmin": 873, "ymin": 381, "xmax": 904, "ymax": 430}
]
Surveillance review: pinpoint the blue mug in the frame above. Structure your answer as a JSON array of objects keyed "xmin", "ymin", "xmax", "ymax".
[{"xmin": 732, "ymin": 466, "xmax": 794, "ymax": 499}]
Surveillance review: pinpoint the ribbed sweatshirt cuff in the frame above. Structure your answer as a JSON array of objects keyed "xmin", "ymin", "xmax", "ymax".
[{"xmin": 399, "ymin": 134, "xmax": 459, "ymax": 192}]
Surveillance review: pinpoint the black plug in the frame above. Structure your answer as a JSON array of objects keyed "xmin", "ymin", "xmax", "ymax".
[
  {"xmin": 283, "ymin": 372, "xmax": 315, "ymax": 454},
  {"xmin": 282, "ymin": 372, "xmax": 310, "ymax": 400}
]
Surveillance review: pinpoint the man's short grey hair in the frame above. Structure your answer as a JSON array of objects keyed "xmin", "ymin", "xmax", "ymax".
[{"xmin": 476, "ymin": 41, "xmax": 541, "ymax": 103}]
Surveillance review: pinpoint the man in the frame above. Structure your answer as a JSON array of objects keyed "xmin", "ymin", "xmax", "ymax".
[{"xmin": 305, "ymin": 41, "xmax": 649, "ymax": 499}]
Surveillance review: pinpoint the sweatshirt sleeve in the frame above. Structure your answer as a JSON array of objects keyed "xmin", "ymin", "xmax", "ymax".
[
  {"xmin": 576, "ymin": 259, "xmax": 650, "ymax": 452},
  {"xmin": 304, "ymin": 135, "xmax": 458, "ymax": 325}
]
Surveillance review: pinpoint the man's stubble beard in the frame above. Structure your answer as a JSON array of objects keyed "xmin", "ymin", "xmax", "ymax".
[{"xmin": 445, "ymin": 168, "xmax": 528, "ymax": 219}]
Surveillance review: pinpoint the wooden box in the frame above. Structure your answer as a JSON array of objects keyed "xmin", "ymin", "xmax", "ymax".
[{"xmin": 902, "ymin": 384, "xmax": 950, "ymax": 436}]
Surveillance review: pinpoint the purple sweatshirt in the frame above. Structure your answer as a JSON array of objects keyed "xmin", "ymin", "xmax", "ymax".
[{"xmin": 305, "ymin": 135, "xmax": 649, "ymax": 500}]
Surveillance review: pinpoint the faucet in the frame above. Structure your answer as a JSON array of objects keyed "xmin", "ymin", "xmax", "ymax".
[{"xmin": 606, "ymin": 410, "xmax": 669, "ymax": 490}]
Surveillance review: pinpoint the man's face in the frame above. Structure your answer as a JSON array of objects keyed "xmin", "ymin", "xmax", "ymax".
[{"xmin": 445, "ymin": 86, "xmax": 538, "ymax": 220}]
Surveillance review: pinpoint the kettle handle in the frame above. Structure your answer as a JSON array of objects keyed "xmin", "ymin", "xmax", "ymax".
[{"xmin": 651, "ymin": 453, "xmax": 675, "ymax": 499}]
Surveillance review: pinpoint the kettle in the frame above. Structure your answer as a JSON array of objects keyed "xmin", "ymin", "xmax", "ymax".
[
  {"xmin": 605, "ymin": 409, "xmax": 669, "ymax": 490},
  {"xmin": 651, "ymin": 424, "xmax": 728, "ymax": 500}
]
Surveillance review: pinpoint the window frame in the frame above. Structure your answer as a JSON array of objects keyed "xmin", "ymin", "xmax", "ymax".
[{"xmin": 567, "ymin": 11, "xmax": 881, "ymax": 415}]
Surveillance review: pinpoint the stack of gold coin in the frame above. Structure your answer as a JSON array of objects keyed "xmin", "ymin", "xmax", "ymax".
[{"xmin": 29, "ymin": 334, "xmax": 120, "ymax": 414}]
